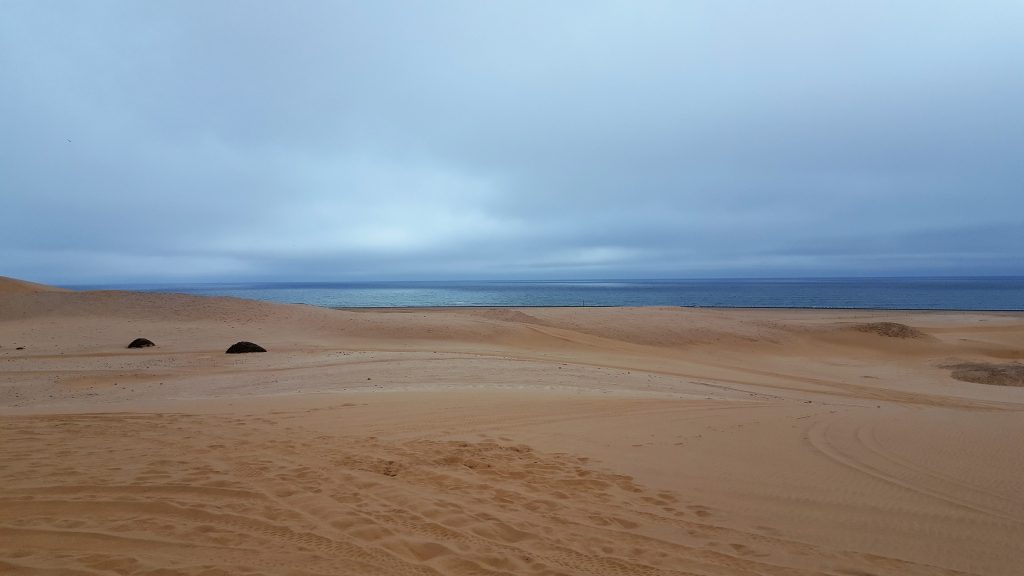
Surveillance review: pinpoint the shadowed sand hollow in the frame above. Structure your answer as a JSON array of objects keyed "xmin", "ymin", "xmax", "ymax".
[{"xmin": 2, "ymin": 277, "xmax": 1023, "ymax": 575}]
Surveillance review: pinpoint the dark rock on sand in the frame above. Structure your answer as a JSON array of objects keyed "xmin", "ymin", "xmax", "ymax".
[
  {"xmin": 127, "ymin": 338, "xmax": 156, "ymax": 349},
  {"xmin": 852, "ymin": 322, "xmax": 925, "ymax": 339},
  {"xmin": 226, "ymin": 341, "xmax": 267, "ymax": 354}
]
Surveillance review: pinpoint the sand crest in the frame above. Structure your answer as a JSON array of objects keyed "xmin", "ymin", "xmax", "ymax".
[{"xmin": 0, "ymin": 276, "xmax": 68, "ymax": 294}]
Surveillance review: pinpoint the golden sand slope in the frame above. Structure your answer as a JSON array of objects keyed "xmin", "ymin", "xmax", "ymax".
[
  {"xmin": 1, "ymin": 278, "xmax": 1023, "ymax": 575},
  {"xmin": 0, "ymin": 276, "xmax": 67, "ymax": 294}
]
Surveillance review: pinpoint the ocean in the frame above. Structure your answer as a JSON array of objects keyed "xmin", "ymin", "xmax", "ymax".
[{"xmin": 66, "ymin": 277, "xmax": 1024, "ymax": 311}]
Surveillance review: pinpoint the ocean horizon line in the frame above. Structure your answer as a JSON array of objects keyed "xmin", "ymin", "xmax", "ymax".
[
  {"xmin": 49, "ymin": 277, "xmax": 1024, "ymax": 312},
  {"xmin": 59, "ymin": 274, "xmax": 1024, "ymax": 290}
]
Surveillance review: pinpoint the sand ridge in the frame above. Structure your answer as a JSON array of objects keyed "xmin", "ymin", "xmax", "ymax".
[
  {"xmin": 2, "ymin": 281, "xmax": 1023, "ymax": 575},
  {"xmin": 0, "ymin": 276, "xmax": 68, "ymax": 294}
]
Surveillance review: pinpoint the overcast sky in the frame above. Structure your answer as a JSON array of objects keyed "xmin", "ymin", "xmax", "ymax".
[{"xmin": 2, "ymin": 1, "xmax": 1023, "ymax": 284}]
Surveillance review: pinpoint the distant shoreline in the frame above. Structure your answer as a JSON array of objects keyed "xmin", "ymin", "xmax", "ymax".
[
  {"xmin": 48, "ymin": 277, "xmax": 1024, "ymax": 312},
  {"xmin": 329, "ymin": 304, "xmax": 1024, "ymax": 312}
]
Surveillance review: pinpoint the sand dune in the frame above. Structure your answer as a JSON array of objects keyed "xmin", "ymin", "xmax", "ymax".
[
  {"xmin": 2, "ymin": 279, "xmax": 1023, "ymax": 575},
  {"xmin": 0, "ymin": 276, "xmax": 68, "ymax": 295}
]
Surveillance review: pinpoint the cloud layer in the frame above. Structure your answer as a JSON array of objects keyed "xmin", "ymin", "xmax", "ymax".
[{"xmin": 3, "ymin": 1, "xmax": 1022, "ymax": 283}]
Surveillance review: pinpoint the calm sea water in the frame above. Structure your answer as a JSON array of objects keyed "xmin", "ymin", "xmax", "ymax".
[{"xmin": 67, "ymin": 278, "xmax": 1024, "ymax": 310}]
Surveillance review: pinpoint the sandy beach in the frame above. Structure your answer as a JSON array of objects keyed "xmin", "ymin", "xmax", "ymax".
[{"xmin": 1, "ymin": 276, "xmax": 1023, "ymax": 576}]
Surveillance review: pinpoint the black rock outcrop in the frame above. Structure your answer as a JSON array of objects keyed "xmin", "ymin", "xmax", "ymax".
[
  {"xmin": 127, "ymin": 338, "xmax": 155, "ymax": 348},
  {"xmin": 226, "ymin": 341, "xmax": 267, "ymax": 354}
]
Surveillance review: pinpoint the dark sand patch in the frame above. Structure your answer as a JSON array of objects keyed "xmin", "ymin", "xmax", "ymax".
[
  {"xmin": 947, "ymin": 362, "xmax": 1024, "ymax": 387},
  {"xmin": 852, "ymin": 322, "xmax": 926, "ymax": 339}
]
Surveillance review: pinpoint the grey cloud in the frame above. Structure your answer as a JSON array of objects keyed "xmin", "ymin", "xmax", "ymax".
[{"xmin": 2, "ymin": 1, "xmax": 1022, "ymax": 283}]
